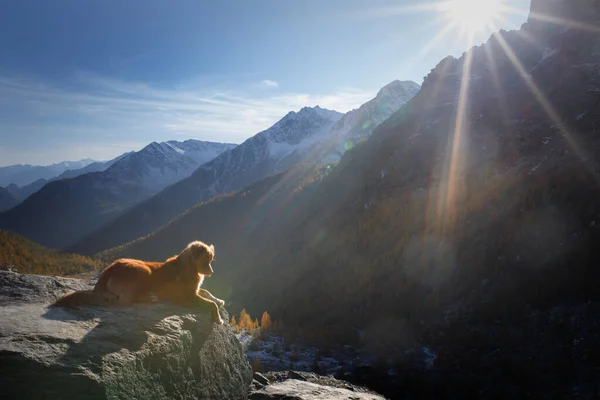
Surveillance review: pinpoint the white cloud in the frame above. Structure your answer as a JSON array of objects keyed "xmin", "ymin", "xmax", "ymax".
[
  {"xmin": 262, "ymin": 79, "xmax": 279, "ymax": 88},
  {"xmin": 0, "ymin": 74, "xmax": 376, "ymax": 165}
]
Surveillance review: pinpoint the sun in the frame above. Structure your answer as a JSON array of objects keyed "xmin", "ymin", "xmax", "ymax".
[{"xmin": 438, "ymin": 0, "xmax": 503, "ymax": 35}]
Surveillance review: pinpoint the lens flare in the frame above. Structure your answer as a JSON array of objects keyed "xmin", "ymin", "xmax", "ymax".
[{"xmin": 438, "ymin": 0, "xmax": 503, "ymax": 34}]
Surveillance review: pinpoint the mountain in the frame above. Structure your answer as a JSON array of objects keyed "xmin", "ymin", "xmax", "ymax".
[
  {"xmin": 104, "ymin": 140, "xmax": 237, "ymax": 193},
  {"xmin": 54, "ymin": 151, "xmax": 133, "ymax": 180},
  {"xmin": 71, "ymin": 83, "xmax": 421, "ymax": 256},
  {"xmin": 0, "ymin": 158, "xmax": 96, "ymax": 187},
  {"xmin": 0, "ymin": 230, "xmax": 102, "ymax": 276},
  {"xmin": 0, "ymin": 140, "xmax": 235, "ymax": 249},
  {"xmin": 311, "ymin": 80, "xmax": 421, "ymax": 163},
  {"xmin": 97, "ymin": 163, "xmax": 327, "ymax": 266},
  {"xmin": 70, "ymin": 106, "xmax": 344, "ymax": 254},
  {"xmin": 231, "ymin": 0, "xmax": 600, "ymax": 335},
  {"xmin": 4, "ymin": 152, "xmax": 133, "ymax": 203},
  {"xmin": 99, "ymin": 0, "xmax": 600, "ymax": 396},
  {"xmin": 0, "ymin": 188, "xmax": 19, "ymax": 212}
]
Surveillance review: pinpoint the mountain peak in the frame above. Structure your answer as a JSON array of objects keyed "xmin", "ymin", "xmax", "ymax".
[
  {"xmin": 376, "ymin": 80, "xmax": 421, "ymax": 98},
  {"xmin": 297, "ymin": 105, "xmax": 343, "ymax": 121}
]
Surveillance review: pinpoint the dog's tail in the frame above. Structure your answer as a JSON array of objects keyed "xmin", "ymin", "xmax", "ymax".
[{"xmin": 50, "ymin": 290, "xmax": 117, "ymax": 308}]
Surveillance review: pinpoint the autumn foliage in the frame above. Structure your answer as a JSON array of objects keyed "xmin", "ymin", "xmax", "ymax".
[
  {"xmin": 0, "ymin": 230, "xmax": 102, "ymax": 276},
  {"xmin": 230, "ymin": 308, "xmax": 272, "ymax": 334}
]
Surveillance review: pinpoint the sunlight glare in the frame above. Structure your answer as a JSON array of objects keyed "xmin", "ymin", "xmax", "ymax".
[{"xmin": 438, "ymin": 0, "xmax": 503, "ymax": 34}]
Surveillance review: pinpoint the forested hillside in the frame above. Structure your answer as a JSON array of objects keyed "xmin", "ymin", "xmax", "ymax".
[
  {"xmin": 97, "ymin": 163, "xmax": 333, "ymax": 301},
  {"xmin": 0, "ymin": 230, "xmax": 102, "ymax": 276}
]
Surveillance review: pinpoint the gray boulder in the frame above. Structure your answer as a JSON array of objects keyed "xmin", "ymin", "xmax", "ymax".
[
  {"xmin": 249, "ymin": 371, "xmax": 388, "ymax": 399},
  {"xmin": 0, "ymin": 271, "xmax": 253, "ymax": 399},
  {"xmin": 249, "ymin": 379, "xmax": 387, "ymax": 400}
]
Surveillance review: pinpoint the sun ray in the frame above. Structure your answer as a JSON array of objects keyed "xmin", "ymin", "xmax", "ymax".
[
  {"xmin": 437, "ymin": 0, "xmax": 503, "ymax": 35},
  {"xmin": 445, "ymin": 35, "xmax": 474, "ymax": 232},
  {"xmin": 491, "ymin": 31, "xmax": 599, "ymax": 186},
  {"xmin": 514, "ymin": 28, "xmax": 544, "ymax": 47},
  {"xmin": 430, "ymin": 30, "xmax": 476, "ymax": 235},
  {"xmin": 482, "ymin": 27, "xmax": 511, "ymax": 127}
]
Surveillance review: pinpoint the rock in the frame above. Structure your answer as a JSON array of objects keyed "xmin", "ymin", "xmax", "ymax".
[
  {"xmin": 0, "ymin": 262, "xmax": 17, "ymax": 272},
  {"xmin": 249, "ymin": 379, "xmax": 387, "ymax": 400},
  {"xmin": 253, "ymin": 371, "xmax": 271, "ymax": 386},
  {"xmin": 250, "ymin": 379, "xmax": 266, "ymax": 392},
  {"xmin": 249, "ymin": 370, "xmax": 387, "ymax": 400},
  {"xmin": 288, "ymin": 370, "xmax": 308, "ymax": 381},
  {"xmin": 0, "ymin": 271, "xmax": 253, "ymax": 399}
]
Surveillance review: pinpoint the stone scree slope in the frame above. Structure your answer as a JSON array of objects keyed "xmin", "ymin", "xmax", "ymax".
[{"xmin": 0, "ymin": 271, "xmax": 253, "ymax": 400}]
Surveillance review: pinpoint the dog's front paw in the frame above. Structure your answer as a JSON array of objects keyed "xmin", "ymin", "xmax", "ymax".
[{"xmin": 214, "ymin": 298, "xmax": 225, "ymax": 306}]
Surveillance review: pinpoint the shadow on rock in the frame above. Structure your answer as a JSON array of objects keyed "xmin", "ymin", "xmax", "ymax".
[{"xmin": 1, "ymin": 271, "xmax": 252, "ymax": 400}]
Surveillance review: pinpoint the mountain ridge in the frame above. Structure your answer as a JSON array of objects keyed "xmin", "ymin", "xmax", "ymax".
[
  {"xmin": 3, "ymin": 152, "xmax": 133, "ymax": 206},
  {"xmin": 0, "ymin": 158, "xmax": 97, "ymax": 187},
  {"xmin": 69, "ymin": 106, "xmax": 343, "ymax": 254},
  {"xmin": 71, "ymin": 82, "xmax": 420, "ymax": 255},
  {"xmin": 0, "ymin": 188, "xmax": 18, "ymax": 212},
  {"xmin": 0, "ymin": 139, "xmax": 235, "ymax": 249}
]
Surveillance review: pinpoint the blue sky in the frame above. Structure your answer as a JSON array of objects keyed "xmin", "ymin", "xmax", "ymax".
[{"xmin": 0, "ymin": 0, "xmax": 531, "ymax": 166}]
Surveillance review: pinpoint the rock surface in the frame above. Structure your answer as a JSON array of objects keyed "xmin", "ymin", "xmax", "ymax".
[
  {"xmin": 249, "ymin": 371, "xmax": 387, "ymax": 400},
  {"xmin": 0, "ymin": 271, "xmax": 253, "ymax": 399}
]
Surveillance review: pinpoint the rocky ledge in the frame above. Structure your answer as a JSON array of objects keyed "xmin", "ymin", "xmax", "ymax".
[
  {"xmin": 0, "ymin": 271, "xmax": 253, "ymax": 399},
  {"xmin": 249, "ymin": 370, "xmax": 387, "ymax": 399}
]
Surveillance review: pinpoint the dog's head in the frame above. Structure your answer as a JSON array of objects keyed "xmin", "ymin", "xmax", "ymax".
[{"xmin": 179, "ymin": 240, "xmax": 215, "ymax": 276}]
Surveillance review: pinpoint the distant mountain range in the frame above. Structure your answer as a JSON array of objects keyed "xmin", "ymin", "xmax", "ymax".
[
  {"xmin": 0, "ymin": 139, "xmax": 236, "ymax": 249},
  {"xmin": 4, "ymin": 152, "xmax": 133, "ymax": 205},
  {"xmin": 70, "ymin": 80, "xmax": 420, "ymax": 255},
  {"xmin": 0, "ymin": 159, "xmax": 97, "ymax": 187}
]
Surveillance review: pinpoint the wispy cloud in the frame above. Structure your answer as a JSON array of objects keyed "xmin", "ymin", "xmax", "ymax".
[
  {"xmin": 262, "ymin": 79, "xmax": 279, "ymax": 88},
  {"xmin": 0, "ymin": 74, "xmax": 375, "ymax": 165}
]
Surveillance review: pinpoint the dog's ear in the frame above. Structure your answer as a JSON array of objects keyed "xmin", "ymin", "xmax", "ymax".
[{"xmin": 209, "ymin": 244, "xmax": 215, "ymax": 252}]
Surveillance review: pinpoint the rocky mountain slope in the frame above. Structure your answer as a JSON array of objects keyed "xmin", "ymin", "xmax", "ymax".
[
  {"xmin": 228, "ymin": 0, "xmax": 600, "ymax": 337},
  {"xmin": 312, "ymin": 80, "xmax": 421, "ymax": 163},
  {"xmin": 0, "ymin": 139, "xmax": 235, "ymax": 249}
]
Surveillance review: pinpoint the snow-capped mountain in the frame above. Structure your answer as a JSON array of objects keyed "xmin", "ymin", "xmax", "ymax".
[
  {"xmin": 72, "ymin": 83, "xmax": 421, "ymax": 255},
  {"xmin": 0, "ymin": 139, "xmax": 236, "ymax": 249},
  {"xmin": 104, "ymin": 139, "xmax": 237, "ymax": 193},
  {"xmin": 0, "ymin": 158, "xmax": 97, "ymax": 187},
  {"xmin": 70, "ymin": 106, "xmax": 344, "ymax": 254},
  {"xmin": 309, "ymin": 80, "xmax": 421, "ymax": 163}
]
